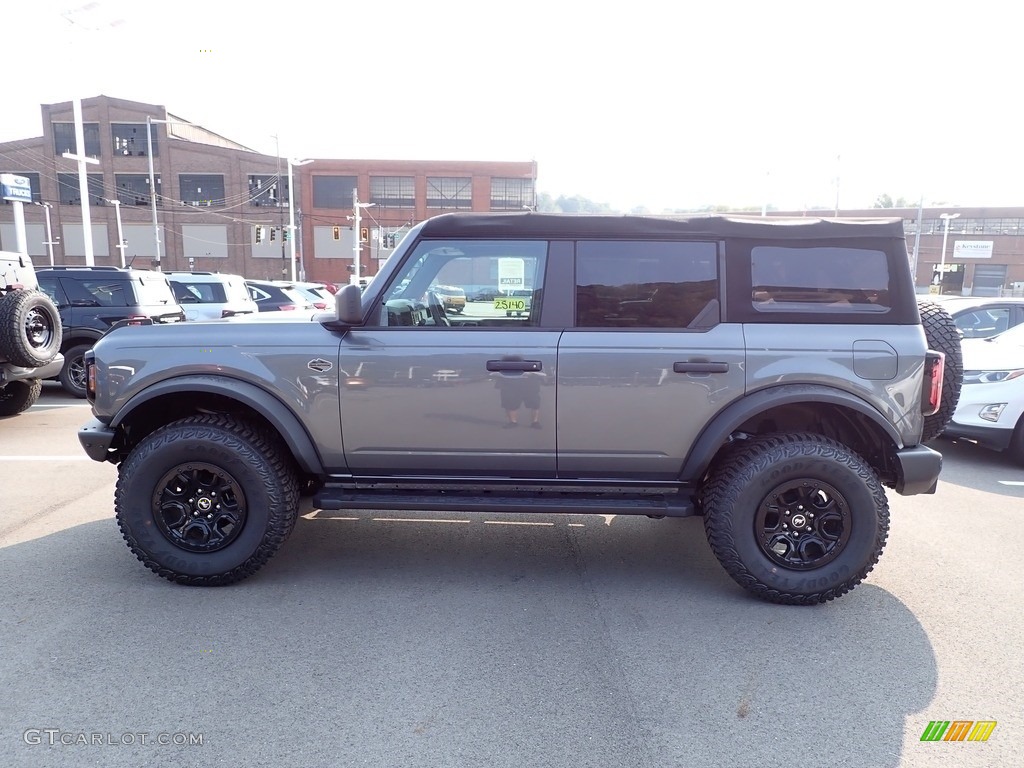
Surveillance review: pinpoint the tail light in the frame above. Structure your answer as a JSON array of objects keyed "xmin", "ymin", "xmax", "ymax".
[
  {"xmin": 125, "ymin": 314, "xmax": 148, "ymax": 326},
  {"xmin": 921, "ymin": 350, "xmax": 945, "ymax": 416},
  {"xmin": 313, "ymin": 302, "xmax": 327, "ymax": 310},
  {"xmin": 279, "ymin": 304, "xmax": 297, "ymax": 311}
]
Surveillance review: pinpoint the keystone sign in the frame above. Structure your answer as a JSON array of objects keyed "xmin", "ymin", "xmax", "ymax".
[{"xmin": 953, "ymin": 241, "xmax": 994, "ymax": 259}]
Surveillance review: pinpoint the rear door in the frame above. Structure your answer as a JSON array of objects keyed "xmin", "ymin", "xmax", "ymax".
[
  {"xmin": 133, "ymin": 273, "xmax": 185, "ymax": 323},
  {"xmin": 556, "ymin": 239, "xmax": 746, "ymax": 480}
]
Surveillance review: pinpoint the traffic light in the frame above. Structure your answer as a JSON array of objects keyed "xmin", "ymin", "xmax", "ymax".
[
  {"xmin": 332, "ymin": 226, "xmax": 340, "ymax": 240},
  {"xmin": 255, "ymin": 225, "xmax": 263, "ymax": 244},
  {"xmin": 360, "ymin": 227, "xmax": 368, "ymax": 242},
  {"xmin": 269, "ymin": 227, "xmax": 276, "ymax": 242},
  {"xmin": 282, "ymin": 228, "xmax": 289, "ymax": 242}
]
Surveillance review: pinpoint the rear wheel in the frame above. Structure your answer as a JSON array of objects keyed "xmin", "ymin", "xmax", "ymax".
[
  {"xmin": 0, "ymin": 378, "xmax": 42, "ymax": 416},
  {"xmin": 115, "ymin": 414, "xmax": 300, "ymax": 585},
  {"xmin": 918, "ymin": 300, "xmax": 963, "ymax": 442},
  {"xmin": 701, "ymin": 433, "xmax": 889, "ymax": 605}
]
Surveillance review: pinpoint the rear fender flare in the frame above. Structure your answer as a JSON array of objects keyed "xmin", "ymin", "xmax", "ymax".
[{"xmin": 680, "ymin": 384, "xmax": 903, "ymax": 481}]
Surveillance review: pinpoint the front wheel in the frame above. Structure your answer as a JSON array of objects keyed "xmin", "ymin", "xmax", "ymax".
[
  {"xmin": 115, "ymin": 414, "xmax": 300, "ymax": 585},
  {"xmin": 701, "ymin": 433, "xmax": 889, "ymax": 605},
  {"xmin": 58, "ymin": 343, "xmax": 91, "ymax": 398}
]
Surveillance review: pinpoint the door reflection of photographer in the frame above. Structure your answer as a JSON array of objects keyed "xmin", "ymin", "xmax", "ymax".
[{"xmin": 496, "ymin": 371, "xmax": 543, "ymax": 428}]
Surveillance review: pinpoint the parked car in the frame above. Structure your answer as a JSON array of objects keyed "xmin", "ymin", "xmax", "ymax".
[
  {"xmin": 79, "ymin": 212, "xmax": 956, "ymax": 604},
  {"xmin": 430, "ymin": 283, "xmax": 466, "ymax": 313},
  {"xmin": 0, "ymin": 250, "xmax": 63, "ymax": 416},
  {"xmin": 943, "ymin": 323, "xmax": 1024, "ymax": 462},
  {"xmin": 931, "ymin": 296, "xmax": 1024, "ymax": 339},
  {"xmin": 245, "ymin": 280, "xmax": 317, "ymax": 312},
  {"xmin": 35, "ymin": 266, "xmax": 184, "ymax": 397},
  {"xmin": 286, "ymin": 281, "xmax": 335, "ymax": 310},
  {"xmin": 165, "ymin": 271, "xmax": 257, "ymax": 320}
]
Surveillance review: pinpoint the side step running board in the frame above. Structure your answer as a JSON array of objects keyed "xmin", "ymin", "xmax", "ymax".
[{"xmin": 312, "ymin": 488, "xmax": 696, "ymax": 517}]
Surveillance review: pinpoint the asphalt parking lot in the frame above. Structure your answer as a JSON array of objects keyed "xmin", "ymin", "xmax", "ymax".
[{"xmin": 1, "ymin": 383, "xmax": 1021, "ymax": 768}]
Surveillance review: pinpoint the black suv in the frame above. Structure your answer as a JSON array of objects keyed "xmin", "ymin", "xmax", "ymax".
[{"xmin": 36, "ymin": 266, "xmax": 185, "ymax": 397}]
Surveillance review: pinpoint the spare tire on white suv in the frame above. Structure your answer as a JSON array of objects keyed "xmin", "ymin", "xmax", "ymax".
[{"xmin": 0, "ymin": 250, "xmax": 63, "ymax": 417}]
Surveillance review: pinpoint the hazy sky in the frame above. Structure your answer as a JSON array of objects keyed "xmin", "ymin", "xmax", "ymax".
[{"xmin": 3, "ymin": 0, "xmax": 1020, "ymax": 212}]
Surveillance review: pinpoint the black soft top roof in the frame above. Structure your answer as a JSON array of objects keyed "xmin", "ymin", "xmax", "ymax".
[{"xmin": 418, "ymin": 212, "xmax": 906, "ymax": 241}]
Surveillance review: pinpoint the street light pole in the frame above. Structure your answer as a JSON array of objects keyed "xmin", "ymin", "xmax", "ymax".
[
  {"xmin": 104, "ymin": 198, "xmax": 127, "ymax": 267},
  {"xmin": 352, "ymin": 189, "xmax": 375, "ymax": 285},
  {"xmin": 287, "ymin": 158, "xmax": 313, "ymax": 282},
  {"xmin": 938, "ymin": 212, "xmax": 960, "ymax": 295},
  {"xmin": 34, "ymin": 202, "xmax": 57, "ymax": 266},
  {"xmin": 146, "ymin": 115, "xmax": 162, "ymax": 270}
]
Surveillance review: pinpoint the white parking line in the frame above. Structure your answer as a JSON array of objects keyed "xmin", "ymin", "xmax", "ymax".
[{"xmin": 0, "ymin": 456, "xmax": 89, "ymax": 461}]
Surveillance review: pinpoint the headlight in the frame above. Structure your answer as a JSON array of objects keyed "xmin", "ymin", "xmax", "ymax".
[{"xmin": 963, "ymin": 369, "xmax": 1024, "ymax": 384}]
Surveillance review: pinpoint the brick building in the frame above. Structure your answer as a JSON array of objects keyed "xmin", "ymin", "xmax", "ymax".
[{"xmin": 0, "ymin": 95, "xmax": 537, "ymax": 284}]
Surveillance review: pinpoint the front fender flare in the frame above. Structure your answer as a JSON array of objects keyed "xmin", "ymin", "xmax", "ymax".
[
  {"xmin": 680, "ymin": 384, "xmax": 904, "ymax": 482},
  {"xmin": 110, "ymin": 375, "xmax": 325, "ymax": 474}
]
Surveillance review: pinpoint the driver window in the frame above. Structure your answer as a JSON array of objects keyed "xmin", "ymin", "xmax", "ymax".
[{"xmin": 375, "ymin": 239, "xmax": 548, "ymax": 328}]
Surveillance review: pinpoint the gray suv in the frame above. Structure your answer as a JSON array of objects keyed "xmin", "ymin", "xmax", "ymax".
[
  {"xmin": 78, "ymin": 213, "xmax": 957, "ymax": 604},
  {"xmin": 1, "ymin": 250, "xmax": 63, "ymax": 416}
]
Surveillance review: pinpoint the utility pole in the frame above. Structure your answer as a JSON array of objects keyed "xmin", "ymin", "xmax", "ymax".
[
  {"xmin": 62, "ymin": 98, "xmax": 99, "ymax": 265},
  {"xmin": 275, "ymin": 135, "xmax": 286, "ymax": 278},
  {"xmin": 146, "ymin": 115, "xmax": 162, "ymax": 270},
  {"xmin": 34, "ymin": 202, "xmax": 57, "ymax": 265},
  {"xmin": 353, "ymin": 187, "xmax": 361, "ymax": 284},
  {"xmin": 104, "ymin": 198, "xmax": 127, "ymax": 267}
]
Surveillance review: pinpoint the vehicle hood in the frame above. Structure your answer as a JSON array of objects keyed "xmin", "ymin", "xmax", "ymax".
[{"xmin": 961, "ymin": 338, "xmax": 1024, "ymax": 370}]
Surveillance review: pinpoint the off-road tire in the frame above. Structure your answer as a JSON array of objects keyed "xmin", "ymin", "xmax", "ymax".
[
  {"xmin": 0, "ymin": 378, "xmax": 42, "ymax": 416},
  {"xmin": 58, "ymin": 344, "xmax": 91, "ymax": 398},
  {"xmin": 919, "ymin": 300, "xmax": 963, "ymax": 442},
  {"xmin": 701, "ymin": 433, "xmax": 889, "ymax": 605},
  {"xmin": 0, "ymin": 289, "xmax": 62, "ymax": 368},
  {"xmin": 115, "ymin": 414, "xmax": 300, "ymax": 585}
]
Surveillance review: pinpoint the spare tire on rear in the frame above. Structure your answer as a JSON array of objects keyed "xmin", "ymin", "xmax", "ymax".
[
  {"xmin": 0, "ymin": 289, "xmax": 63, "ymax": 368},
  {"xmin": 918, "ymin": 300, "xmax": 963, "ymax": 442}
]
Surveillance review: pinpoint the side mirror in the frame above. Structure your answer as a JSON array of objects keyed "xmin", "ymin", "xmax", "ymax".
[{"xmin": 319, "ymin": 283, "xmax": 364, "ymax": 327}]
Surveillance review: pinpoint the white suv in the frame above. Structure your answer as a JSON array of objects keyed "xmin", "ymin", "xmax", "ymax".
[{"xmin": 165, "ymin": 271, "xmax": 257, "ymax": 320}]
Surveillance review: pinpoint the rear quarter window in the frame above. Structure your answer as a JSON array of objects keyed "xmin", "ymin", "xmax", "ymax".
[{"xmin": 751, "ymin": 246, "xmax": 890, "ymax": 313}]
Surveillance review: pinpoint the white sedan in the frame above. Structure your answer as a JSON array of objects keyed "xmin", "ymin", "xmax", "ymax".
[{"xmin": 944, "ymin": 323, "xmax": 1024, "ymax": 462}]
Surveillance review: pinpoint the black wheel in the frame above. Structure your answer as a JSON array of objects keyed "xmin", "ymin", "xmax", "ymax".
[
  {"xmin": 918, "ymin": 300, "xmax": 963, "ymax": 442},
  {"xmin": 0, "ymin": 378, "xmax": 42, "ymax": 416},
  {"xmin": 58, "ymin": 343, "xmax": 91, "ymax": 398},
  {"xmin": 701, "ymin": 433, "xmax": 889, "ymax": 605},
  {"xmin": 0, "ymin": 289, "xmax": 62, "ymax": 368},
  {"xmin": 115, "ymin": 414, "xmax": 300, "ymax": 585}
]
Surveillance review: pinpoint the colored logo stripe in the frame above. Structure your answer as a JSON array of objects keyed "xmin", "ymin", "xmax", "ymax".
[{"xmin": 920, "ymin": 720, "xmax": 997, "ymax": 742}]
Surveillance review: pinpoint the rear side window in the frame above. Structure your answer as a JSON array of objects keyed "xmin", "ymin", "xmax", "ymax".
[
  {"xmin": 62, "ymin": 277, "xmax": 129, "ymax": 307},
  {"xmin": 134, "ymin": 275, "xmax": 177, "ymax": 305},
  {"xmin": 751, "ymin": 246, "xmax": 890, "ymax": 312},
  {"xmin": 171, "ymin": 280, "xmax": 227, "ymax": 303},
  {"xmin": 575, "ymin": 241, "xmax": 719, "ymax": 328}
]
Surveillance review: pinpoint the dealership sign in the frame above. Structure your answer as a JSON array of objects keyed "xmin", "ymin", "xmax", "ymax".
[
  {"xmin": 0, "ymin": 173, "xmax": 32, "ymax": 203},
  {"xmin": 953, "ymin": 241, "xmax": 994, "ymax": 259}
]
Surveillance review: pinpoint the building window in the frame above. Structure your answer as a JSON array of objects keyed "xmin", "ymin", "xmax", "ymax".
[
  {"xmin": 115, "ymin": 174, "xmax": 161, "ymax": 207},
  {"xmin": 312, "ymin": 175, "xmax": 357, "ymax": 208},
  {"xmin": 53, "ymin": 122, "xmax": 101, "ymax": 158},
  {"xmin": 370, "ymin": 176, "xmax": 415, "ymax": 209},
  {"xmin": 57, "ymin": 173, "xmax": 105, "ymax": 206},
  {"xmin": 248, "ymin": 174, "xmax": 287, "ymax": 207},
  {"xmin": 111, "ymin": 123, "xmax": 157, "ymax": 157},
  {"xmin": 0, "ymin": 172, "xmax": 41, "ymax": 204},
  {"xmin": 490, "ymin": 177, "xmax": 535, "ymax": 210},
  {"xmin": 179, "ymin": 174, "xmax": 225, "ymax": 207},
  {"xmin": 426, "ymin": 177, "xmax": 472, "ymax": 209}
]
